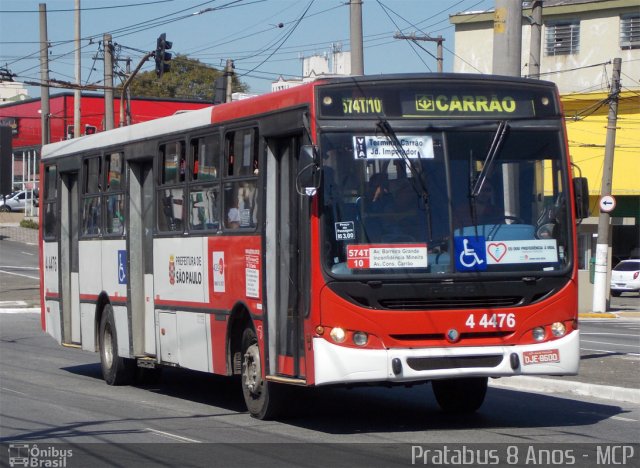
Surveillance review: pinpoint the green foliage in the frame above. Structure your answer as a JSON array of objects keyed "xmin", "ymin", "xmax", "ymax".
[
  {"xmin": 20, "ymin": 218, "xmax": 39, "ymax": 230},
  {"xmin": 128, "ymin": 54, "xmax": 248, "ymax": 100}
]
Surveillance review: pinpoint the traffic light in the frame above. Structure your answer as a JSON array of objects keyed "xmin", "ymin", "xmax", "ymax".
[
  {"xmin": 85, "ymin": 125, "xmax": 97, "ymax": 135},
  {"xmin": 155, "ymin": 33, "xmax": 172, "ymax": 78}
]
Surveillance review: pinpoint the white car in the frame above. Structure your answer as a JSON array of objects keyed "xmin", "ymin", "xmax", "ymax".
[
  {"xmin": 610, "ymin": 260, "xmax": 640, "ymax": 296},
  {"xmin": 0, "ymin": 190, "xmax": 38, "ymax": 212}
]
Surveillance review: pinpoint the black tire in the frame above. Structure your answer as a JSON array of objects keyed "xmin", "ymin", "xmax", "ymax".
[
  {"xmin": 432, "ymin": 377, "xmax": 488, "ymax": 414},
  {"xmin": 611, "ymin": 290, "xmax": 622, "ymax": 297},
  {"xmin": 240, "ymin": 327, "xmax": 285, "ymax": 420},
  {"xmin": 0, "ymin": 205, "xmax": 10, "ymax": 212},
  {"xmin": 99, "ymin": 304, "xmax": 135, "ymax": 385}
]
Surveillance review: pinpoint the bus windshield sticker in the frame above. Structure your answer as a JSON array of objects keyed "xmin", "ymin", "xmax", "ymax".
[
  {"xmin": 245, "ymin": 248, "xmax": 260, "ymax": 299},
  {"xmin": 486, "ymin": 239, "xmax": 558, "ymax": 264},
  {"xmin": 212, "ymin": 251, "xmax": 225, "ymax": 293},
  {"xmin": 454, "ymin": 236, "xmax": 488, "ymax": 271},
  {"xmin": 335, "ymin": 221, "xmax": 355, "ymax": 241},
  {"xmin": 347, "ymin": 244, "xmax": 428, "ymax": 269},
  {"xmin": 353, "ymin": 135, "xmax": 434, "ymax": 160}
]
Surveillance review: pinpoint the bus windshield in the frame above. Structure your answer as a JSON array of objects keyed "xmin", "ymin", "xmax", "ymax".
[{"xmin": 320, "ymin": 126, "xmax": 570, "ymax": 277}]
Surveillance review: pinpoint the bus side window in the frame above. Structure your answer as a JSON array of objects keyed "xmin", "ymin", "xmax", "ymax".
[
  {"xmin": 43, "ymin": 165, "xmax": 58, "ymax": 239},
  {"xmin": 157, "ymin": 141, "xmax": 186, "ymax": 232},
  {"xmin": 81, "ymin": 156, "xmax": 102, "ymax": 237},
  {"xmin": 189, "ymin": 134, "xmax": 221, "ymax": 231}
]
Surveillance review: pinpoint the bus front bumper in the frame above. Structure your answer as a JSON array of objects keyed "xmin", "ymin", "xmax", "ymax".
[{"xmin": 312, "ymin": 330, "xmax": 579, "ymax": 386}]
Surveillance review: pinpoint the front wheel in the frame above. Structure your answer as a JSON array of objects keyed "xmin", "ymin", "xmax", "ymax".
[
  {"xmin": 241, "ymin": 327, "xmax": 285, "ymax": 420},
  {"xmin": 432, "ymin": 377, "xmax": 488, "ymax": 413},
  {"xmin": 99, "ymin": 304, "xmax": 135, "ymax": 385},
  {"xmin": 611, "ymin": 290, "xmax": 622, "ymax": 297}
]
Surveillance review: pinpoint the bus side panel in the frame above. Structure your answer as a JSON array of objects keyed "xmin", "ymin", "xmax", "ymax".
[
  {"xmin": 113, "ymin": 305, "xmax": 131, "ymax": 359},
  {"xmin": 100, "ymin": 239, "xmax": 128, "ymax": 302},
  {"xmin": 43, "ymin": 242, "xmax": 61, "ymax": 343},
  {"xmin": 80, "ymin": 303, "xmax": 96, "ymax": 352},
  {"xmin": 144, "ymin": 273, "xmax": 156, "ymax": 356},
  {"xmin": 78, "ymin": 240, "xmax": 102, "ymax": 300},
  {"xmin": 153, "ymin": 237, "xmax": 209, "ymax": 369}
]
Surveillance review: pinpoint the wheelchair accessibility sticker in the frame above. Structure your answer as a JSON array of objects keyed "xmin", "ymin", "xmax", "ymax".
[
  {"xmin": 118, "ymin": 250, "xmax": 127, "ymax": 284},
  {"xmin": 454, "ymin": 236, "xmax": 487, "ymax": 271}
]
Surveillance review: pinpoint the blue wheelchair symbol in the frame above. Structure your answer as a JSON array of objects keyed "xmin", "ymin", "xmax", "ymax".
[
  {"xmin": 454, "ymin": 236, "xmax": 487, "ymax": 271},
  {"xmin": 118, "ymin": 250, "xmax": 127, "ymax": 284}
]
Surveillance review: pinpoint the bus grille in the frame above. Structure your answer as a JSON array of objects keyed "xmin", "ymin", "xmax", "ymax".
[
  {"xmin": 379, "ymin": 296, "xmax": 522, "ymax": 310},
  {"xmin": 406, "ymin": 354, "xmax": 503, "ymax": 371}
]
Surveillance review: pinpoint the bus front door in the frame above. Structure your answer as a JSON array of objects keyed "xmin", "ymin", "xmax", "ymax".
[
  {"xmin": 59, "ymin": 172, "xmax": 80, "ymax": 345},
  {"xmin": 265, "ymin": 135, "xmax": 309, "ymax": 380}
]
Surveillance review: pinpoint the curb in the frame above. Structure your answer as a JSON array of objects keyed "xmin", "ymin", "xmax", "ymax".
[
  {"xmin": 579, "ymin": 312, "xmax": 618, "ymax": 319},
  {"xmin": 490, "ymin": 376, "xmax": 640, "ymax": 404}
]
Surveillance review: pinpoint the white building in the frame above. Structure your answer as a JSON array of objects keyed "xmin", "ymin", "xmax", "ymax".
[
  {"xmin": 450, "ymin": 0, "xmax": 639, "ymax": 94},
  {"xmin": 271, "ymin": 50, "xmax": 352, "ymax": 92},
  {"xmin": 0, "ymin": 81, "xmax": 30, "ymax": 105}
]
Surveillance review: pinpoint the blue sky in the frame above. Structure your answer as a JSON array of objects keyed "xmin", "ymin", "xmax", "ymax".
[{"xmin": 0, "ymin": 0, "xmax": 494, "ymax": 98}]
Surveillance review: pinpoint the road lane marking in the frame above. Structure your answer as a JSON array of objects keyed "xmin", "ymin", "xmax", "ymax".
[
  {"xmin": 1, "ymin": 387, "xmax": 29, "ymax": 397},
  {"xmin": 581, "ymin": 347, "xmax": 640, "ymax": 356},
  {"xmin": 581, "ymin": 332, "xmax": 639, "ymax": 337},
  {"xmin": 611, "ymin": 416, "xmax": 638, "ymax": 422},
  {"xmin": 0, "ymin": 265, "xmax": 38, "ymax": 270},
  {"xmin": 145, "ymin": 428, "xmax": 201, "ymax": 443},
  {"xmin": 0, "ymin": 269, "xmax": 39, "ymax": 280},
  {"xmin": 581, "ymin": 339, "xmax": 640, "ymax": 348}
]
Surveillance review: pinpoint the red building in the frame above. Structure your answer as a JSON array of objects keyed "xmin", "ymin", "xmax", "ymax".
[{"xmin": 0, "ymin": 92, "xmax": 212, "ymax": 150}]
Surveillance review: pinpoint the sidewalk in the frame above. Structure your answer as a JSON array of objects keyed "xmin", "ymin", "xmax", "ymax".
[{"xmin": 0, "ymin": 213, "xmax": 38, "ymax": 244}]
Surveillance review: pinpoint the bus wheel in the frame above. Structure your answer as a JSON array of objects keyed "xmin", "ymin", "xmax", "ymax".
[
  {"xmin": 432, "ymin": 377, "xmax": 488, "ymax": 413},
  {"xmin": 241, "ymin": 327, "xmax": 283, "ymax": 420},
  {"xmin": 99, "ymin": 304, "xmax": 135, "ymax": 386}
]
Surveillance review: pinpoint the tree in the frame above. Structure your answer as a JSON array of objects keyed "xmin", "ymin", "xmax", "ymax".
[{"xmin": 127, "ymin": 54, "xmax": 248, "ymax": 100}]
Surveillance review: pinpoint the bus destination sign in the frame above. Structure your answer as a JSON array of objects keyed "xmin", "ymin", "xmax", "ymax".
[{"xmin": 318, "ymin": 81, "xmax": 555, "ymax": 119}]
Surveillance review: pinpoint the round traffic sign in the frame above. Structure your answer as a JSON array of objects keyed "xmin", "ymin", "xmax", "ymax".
[{"xmin": 599, "ymin": 195, "xmax": 616, "ymax": 213}]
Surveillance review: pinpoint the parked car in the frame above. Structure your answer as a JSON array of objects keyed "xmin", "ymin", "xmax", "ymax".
[
  {"xmin": 0, "ymin": 190, "xmax": 38, "ymax": 212},
  {"xmin": 610, "ymin": 259, "xmax": 640, "ymax": 296}
]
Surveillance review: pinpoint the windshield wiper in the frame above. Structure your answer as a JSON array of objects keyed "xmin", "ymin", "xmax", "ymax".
[
  {"xmin": 376, "ymin": 119, "xmax": 433, "ymax": 242},
  {"xmin": 471, "ymin": 120, "xmax": 510, "ymax": 198}
]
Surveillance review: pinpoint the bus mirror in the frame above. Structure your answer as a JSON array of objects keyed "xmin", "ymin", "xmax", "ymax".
[
  {"xmin": 297, "ymin": 145, "xmax": 320, "ymax": 196},
  {"xmin": 573, "ymin": 177, "xmax": 589, "ymax": 220}
]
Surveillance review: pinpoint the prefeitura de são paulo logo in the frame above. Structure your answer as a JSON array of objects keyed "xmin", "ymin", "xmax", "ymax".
[{"xmin": 169, "ymin": 255, "xmax": 175, "ymax": 285}]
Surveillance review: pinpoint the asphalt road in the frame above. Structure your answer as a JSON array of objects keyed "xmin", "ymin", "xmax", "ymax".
[{"xmin": 1, "ymin": 313, "xmax": 639, "ymax": 459}]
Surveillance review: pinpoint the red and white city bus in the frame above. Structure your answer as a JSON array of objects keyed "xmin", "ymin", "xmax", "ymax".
[{"xmin": 39, "ymin": 74, "xmax": 589, "ymax": 419}]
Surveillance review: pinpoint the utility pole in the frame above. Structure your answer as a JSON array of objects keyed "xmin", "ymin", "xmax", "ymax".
[
  {"xmin": 118, "ymin": 51, "xmax": 155, "ymax": 127},
  {"xmin": 393, "ymin": 33, "xmax": 445, "ymax": 72},
  {"xmin": 39, "ymin": 3, "xmax": 50, "ymax": 145},
  {"xmin": 592, "ymin": 58, "xmax": 622, "ymax": 313},
  {"xmin": 225, "ymin": 59, "xmax": 234, "ymax": 103},
  {"xmin": 528, "ymin": 0, "xmax": 542, "ymax": 79},
  {"xmin": 349, "ymin": 0, "xmax": 364, "ymax": 75},
  {"xmin": 492, "ymin": 0, "xmax": 522, "ymax": 76},
  {"xmin": 74, "ymin": 0, "xmax": 82, "ymax": 138},
  {"xmin": 492, "ymin": 0, "xmax": 522, "ymax": 223},
  {"xmin": 104, "ymin": 34, "xmax": 114, "ymax": 130}
]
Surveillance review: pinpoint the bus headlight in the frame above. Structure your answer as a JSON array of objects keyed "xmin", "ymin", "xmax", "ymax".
[
  {"xmin": 353, "ymin": 331, "xmax": 368, "ymax": 346},
  {"xmin": 551, "ymin": 322, "xmax": 566, "ymax": 338},
  {"xmin": 532, "ymin": 327, "xmax": 545, "ymax": 342},
  {"xmin": 329, "ymin": 327, "xmax": 346, "ymax": 343}
]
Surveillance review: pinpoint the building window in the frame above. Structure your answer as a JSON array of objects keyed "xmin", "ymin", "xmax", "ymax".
[
  {"xmin": 620, "ymin": 14, "xmax": 640, "ymax": 50},
  {"xmin": 545, "ymin": 21, "xmax": 580, "ymax": 56}
]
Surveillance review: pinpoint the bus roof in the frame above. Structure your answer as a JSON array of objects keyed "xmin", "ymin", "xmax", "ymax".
[
  {"xmin": 41, "ymin": 73, "xmax": 557, "ymax": 160},
  {"xmin": 41, "ymin": 106, "xmax": 216, "ymax": 160}
]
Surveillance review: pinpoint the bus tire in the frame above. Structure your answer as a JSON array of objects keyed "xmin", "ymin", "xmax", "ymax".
[
  {"xmin": 432, "ymin": 377, "xmax": 488, "ymax": 413},
  {"xmin": 240, "ymin": 327, "xmax": 284, "ymax": 420},
  {"xmin": 99, "ymin": 304, "xmax": 135, "ymax": 386}
]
